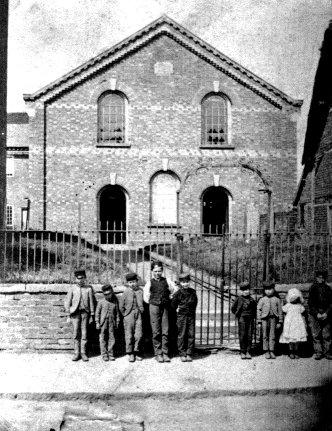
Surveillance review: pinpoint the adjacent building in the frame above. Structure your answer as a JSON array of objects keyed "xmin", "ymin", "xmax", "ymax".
[{"xmin": 294, "ymin": 21, "xmax": 332, "ymax": 233}]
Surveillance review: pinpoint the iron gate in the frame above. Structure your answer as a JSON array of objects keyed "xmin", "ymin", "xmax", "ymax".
[{"xmin": 0, "ymin": 229, "xmax": 331, "ymax": 348}]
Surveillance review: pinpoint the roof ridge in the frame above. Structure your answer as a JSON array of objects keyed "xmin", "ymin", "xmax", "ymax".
[{"xmin": 23, "ymin": 15, "xmax": 302, "ymax": 107}]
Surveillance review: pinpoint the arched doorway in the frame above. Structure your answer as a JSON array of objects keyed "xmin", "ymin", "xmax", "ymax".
[
  {"xmin": 202, "ymin": 187, "xmax": 229, "ymax": 234},
  {"xmin": 99, "ymin": 185, "xmax": 126, "ymax": 244}
]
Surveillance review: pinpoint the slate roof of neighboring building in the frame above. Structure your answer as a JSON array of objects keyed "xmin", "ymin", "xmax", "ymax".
[
  {"xmin": 294, "ymin": 21, "xmax": 332, "ymax": 206},
  {"xmin": 23, "ymin": 15, "xmax": 302, "ymax": 109}
]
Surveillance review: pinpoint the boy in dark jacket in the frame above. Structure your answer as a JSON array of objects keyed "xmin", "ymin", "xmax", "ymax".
[
  {"xmin": 308, "ymin": 270, "xmax": 332, "ymax": 360},
  {"xmin": 95, "ymin": 284, "xmax": 120, "ymax": 361},
  {"xmin": 231, "ymin": 281, "xmax": 257, "ymax": 359},
  {"xmin": 172, "ymin": 273, "xmax": 198, "ymax": 362},
  {"xmin": 120, "ymin": 272, "xmax": 144, "ymax": 362}
]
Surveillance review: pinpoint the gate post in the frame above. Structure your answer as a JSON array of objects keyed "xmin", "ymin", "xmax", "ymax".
[
  {"xmin": 263, "ymin": 229, "xmax": 271, "ymax": 280},
  {"xmin": 176, "ymin": 233, "xmax": 184, "ymax": 276}
]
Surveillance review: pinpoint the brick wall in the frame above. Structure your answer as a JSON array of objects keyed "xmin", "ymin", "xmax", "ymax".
[
  {"xmin": 0, "ymin": 284, "xmax": 124, "ymax": 352},
  {"xmin": 23, "ymin": 35, "xmax": 298, "ymax": 234},
  {"xmin": 297, "ymin": 110, "xmax": 332, "ymax": 232},
  {"xmin": 0, "ymin": 282, "xmax": 311, "ymax": 352}
]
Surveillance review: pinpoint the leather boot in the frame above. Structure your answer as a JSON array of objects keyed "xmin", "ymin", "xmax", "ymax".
[
  {"xmin": 81, "ymin": 340, "xmax": 89, "ymax": 362},
  {"xmin": 72, "ymin": 340, "xmax": 80, "ymax": 361}
]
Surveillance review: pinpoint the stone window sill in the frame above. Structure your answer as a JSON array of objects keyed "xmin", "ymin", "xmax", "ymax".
[
  {"xmin": 147, "ymin": 225, "xmax": 181, "ymax": 229},
  {"xmin": 200, "ymin": 146, "xmax": 235, "ymax": 150},
  {"xmin": 96, "ymin": 144, "xmax": 131, "ymax": 148}
]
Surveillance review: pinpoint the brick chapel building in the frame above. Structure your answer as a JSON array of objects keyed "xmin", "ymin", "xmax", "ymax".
[{"xmin": 7, "ymin": 16, "xmax": 302, "ymax": 241}]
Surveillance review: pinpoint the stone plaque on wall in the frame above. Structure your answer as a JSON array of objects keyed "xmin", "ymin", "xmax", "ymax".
[{"xmin": 154, "ymin": 61, "xmax": 173, "ymax": 76}]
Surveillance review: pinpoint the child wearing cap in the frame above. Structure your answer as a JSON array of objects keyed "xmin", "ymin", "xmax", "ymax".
[
  {"xmin": 257, "ymin": 281, "xmax": 283, "ymax": 359},
  {"xmin": 95, "ymin": 284, "xmax": 120, "ymax": 361},
  {"xmin": 171, "ymin": 273, "xmax": 198, "ymax": 362},
  {"xmin": 120, "ymin": 272, "xmax": 144, "ymax": 362},
  {"xmin": 231, "ymin": 281, "xmax": 257, "ymax": 359},
  {"xmin": 308, "ymin": 270, "xmax": 332, "ymax": 360},
  {"xmin": 64, "ymin": 269, "xmax": 95, "ymax": 362},
  {"xmin": 279, "ymin": 288, "xmax": 307, "ymax": 359}
]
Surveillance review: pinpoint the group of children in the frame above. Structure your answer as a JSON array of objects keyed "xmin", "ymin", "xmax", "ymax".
[
  {"xmin": 64, "ymin": 261, "xmax": 197, "ymax": 362},
  {"xmin": 231, "ymin": 270, "xmax": 332, "ymax": 360},
  {"xmin": 64, "ymin": 264, "xmax": 332, "ymax": 362}
]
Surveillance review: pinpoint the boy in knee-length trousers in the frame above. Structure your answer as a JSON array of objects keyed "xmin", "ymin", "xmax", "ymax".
[
  {"xmin": 95, "ymin": 284, "xmax": 120, "ymax": 361},
  {"xmin": 120, "ymin": 272, "xmax": 144, "ymax": 362},
  {"xmin": 257, "ymin": 280, "xmax": 283, "ymax": 359}
]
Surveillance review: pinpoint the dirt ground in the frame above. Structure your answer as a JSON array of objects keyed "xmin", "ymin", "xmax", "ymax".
[{"xmin": 1, "ymin": 391, "xmax": 331, "ymax": 431}]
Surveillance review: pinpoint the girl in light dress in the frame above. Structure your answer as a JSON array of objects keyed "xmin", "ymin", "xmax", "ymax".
[{"xmin": 279, "ymin": 288, "xmax": 307, "ymax": 359}]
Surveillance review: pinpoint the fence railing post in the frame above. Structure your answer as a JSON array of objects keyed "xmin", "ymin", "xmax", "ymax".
[
  {"xmin": 263, "ymin": 229, "xmax": 271, "ymax": 280},
  {"xmin": 176, "ymin": 233, "xmax": 184, "ymax": 276}
]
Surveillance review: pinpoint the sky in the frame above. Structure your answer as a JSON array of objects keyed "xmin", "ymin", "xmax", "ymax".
[{"xmin": 7, "ymin": 0, "xmax": 332, "ymax": 166}]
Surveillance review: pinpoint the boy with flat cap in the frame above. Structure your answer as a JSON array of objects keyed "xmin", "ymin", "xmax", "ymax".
[
  {"xmin": 95, "ymin": 284, "xmax": 120, "ymax": 361},
  {"xmin": 64, "ymin": 269, "xmax": 95, "ymax": 361},
  {"xmin": 308, "ymin": 270, "xmax": 332, "ymax": 360},
  {"xmin": 231, "ymin": 281, "xmax": 257, "ymax": 359},
  {"xmin": 257, "ymin": 280, "xmax": 283, "ymax": 359},
  {"xmin": 171, "ymin": 273, "xmax": 198, "ymax": 362},
  {"xmin": 120, "ymin": 272, "xmax": 144, "ymax": 362}
]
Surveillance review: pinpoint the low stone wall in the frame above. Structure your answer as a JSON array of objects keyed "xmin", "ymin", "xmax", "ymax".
[
  {"xmin": 0, "ymin": 284, "xmax": 125, "ymax": 352},
  {"xmin": 0, "ymin": 283, "xmax": 312, "ymax": 352}
]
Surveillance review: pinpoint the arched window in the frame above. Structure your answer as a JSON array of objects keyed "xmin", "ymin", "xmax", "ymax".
[
  {"xmin": 150, "ymin": 172, "xmax": 180, "ymax": 225},
  {"xmin": 98, "ymin": 91, "xmax": 126, "ymax": 145},
  {"xmin": 201, "ymin": 94, "xmax": 229, "ymax": 147}
]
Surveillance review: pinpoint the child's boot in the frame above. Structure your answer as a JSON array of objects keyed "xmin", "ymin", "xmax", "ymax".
[
  {"xmin": 245, "ymin": 351, "xmax": 252, "ymax": 359},
  {"xmin": 269, "ymin": 351, "xmax": 276, "ymax": 359},
  {"xmin": 289, "ymin": 343, "xmax": 295, "ymax": 359},
  {"xmin": 264, "ymin": 351, "xmax": 271, "ymax": 359},
  {"xmin": 72, "ymin": 341, "xmax": 81, "ymax": 361},
  {"xmin": 81, "ymin": 341, "xmax": 89, "ymax": 362},
  {"xmin": 134, "ymin": 352, "xmax": 143, "ymax": 361},
  {"xmin": 293, "ymin": 343, "xmax": 299, "ymax": 359}
]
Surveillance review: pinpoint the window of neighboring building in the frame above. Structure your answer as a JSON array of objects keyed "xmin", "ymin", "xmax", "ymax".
[
  {"xmin": 6, "ymin": 158, "xmax": 15, "ymax": 176},
  {"xmin": 6, "ymin": 205, "xmax": 13, "ymax": 228},
  {"xmin": 150, "ymin": 172, "xmax": 180, "ymax": 225},
  {"xmin": 201, "ymin": 93, "xmax": 230, "ymax": 148},
  {"xmin": 98, "ymin": 91, "xmax": 127, "ymax": 145}
]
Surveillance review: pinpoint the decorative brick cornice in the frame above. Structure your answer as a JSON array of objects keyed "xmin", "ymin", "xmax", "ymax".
[{"xmin": 23, "ymin": 16, "xmax": 302, "ymax": 109}]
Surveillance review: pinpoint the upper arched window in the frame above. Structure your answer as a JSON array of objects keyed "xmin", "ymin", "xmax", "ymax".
[
  {"xmin": 201, "ymin": 94, "xmax": 230, "ymax": 148},
  {"xmin": 98, "ymin": 91, "xmax": 127, "ymax": 146},
  {"xmin": 150, "ymin": 172, "xmax": 180, "ymax": 225}
]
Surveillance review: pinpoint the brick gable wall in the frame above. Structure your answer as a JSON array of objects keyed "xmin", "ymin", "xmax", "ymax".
[{"xmin": 23, "ymin": 35, "xmax": 298, "ymax": 233}]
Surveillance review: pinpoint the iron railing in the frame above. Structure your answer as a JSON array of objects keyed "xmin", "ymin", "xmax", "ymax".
[{"xmin": 0, "ymin": 229, "xmax": 330, "ymax": 348}]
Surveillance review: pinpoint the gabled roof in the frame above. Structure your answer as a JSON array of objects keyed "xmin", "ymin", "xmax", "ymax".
[{"xmin": 23, "ymin": 15, "xmax": 302, "ymax": 108}]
